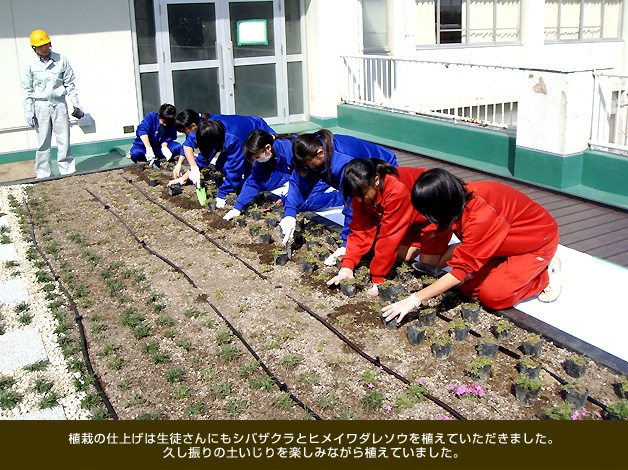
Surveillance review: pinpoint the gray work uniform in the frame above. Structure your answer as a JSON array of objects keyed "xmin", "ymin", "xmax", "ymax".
[{"xmin": 21, "ymin": 51, "xmax": 80, "ymax": 178}]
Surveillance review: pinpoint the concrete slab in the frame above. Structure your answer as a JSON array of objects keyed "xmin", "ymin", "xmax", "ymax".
[
  {"xmin": 0, "ymin": 278, "xmax": 30, "ymax": 305},
  {"xmin": 4, "ymin": 406, "xmax": 66, "ymax": 420},
  {"xmin": 0, "ymin": 216, "xmax": 8, "ymax": 227},
  {"xmin": 0, "ymin": 328, "xmax": 47, "ymax": 373},
  {"xmin": 0, "ymin": 244, "xmax": 18, "ymax": 262}
]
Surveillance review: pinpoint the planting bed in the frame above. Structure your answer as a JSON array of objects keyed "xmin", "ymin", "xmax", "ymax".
[{"xmin": 1, "ymin": 165, "xmax": 627, "ymax": 420}]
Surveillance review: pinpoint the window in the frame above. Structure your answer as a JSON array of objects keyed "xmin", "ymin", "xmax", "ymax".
[
  {"xmin": 416, "ymin": 0, "xmax": 520, "ymax": 46},
  {"xmin": 545, "ymin": 0, "xmax": 623, "ymax": 41},
  {"xmin": 362, "ymin": 0, "xmax": 389, "ymax": 53}
]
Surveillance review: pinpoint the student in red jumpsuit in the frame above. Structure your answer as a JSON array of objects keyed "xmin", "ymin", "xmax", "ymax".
[
  {"xmin": 327, "ymin": 158, "xmax": 451, "ymax": 296},
  {"xmin": 382, "ymin": 168, "xmax": 561, "ymax": 324}
]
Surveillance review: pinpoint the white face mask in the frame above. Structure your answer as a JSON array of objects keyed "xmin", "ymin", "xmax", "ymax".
[{"xmin": 256, "ymin": 154, "xmax": 271, "ymax": 163}]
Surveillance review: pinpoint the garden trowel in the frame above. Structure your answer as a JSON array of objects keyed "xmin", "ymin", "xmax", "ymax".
[{"xmin": 196, "ymin": 181, "xmax": 207, "ymax": 206}]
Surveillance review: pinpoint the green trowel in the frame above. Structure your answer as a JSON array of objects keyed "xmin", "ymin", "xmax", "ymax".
[{"xmin": 196, "ymin": 181, "xmax": 207, "ymax": 206}]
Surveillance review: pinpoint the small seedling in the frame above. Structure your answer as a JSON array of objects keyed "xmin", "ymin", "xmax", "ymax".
[
  {"xmin": 109, "ymin": 356, "xmax": 124, "ymax": 370},
  {"xmin": 226, "ymin": 398, "xmax": 248, "ymax": 415},
  {"xmin": 298, "ymin": 372, "xmax": 321, "ymax": 387},
  {"xmin": 165, "ymin": 368, "xmax": 185, "ymax": 383},
  {"xmin": 153, "ymin": 352, "xmax": 170, "ymax": 364},
  {"xmin": 22, "ymin": 360, "xmax": 50, "ymax": 372},
  {"xmin": 317, "ymin": 395, "xmax": 338, "ymax": 410},
  {"xmin": 219, "ymin": 345, "xmax": 242, "ymax": 362},
  {"xmin": 133, "ymin": 324, "xmax": 151, "ymax": 339},
  {"xmin": 361, "ymin": 390, "xmax": 384, "ymax": 411},
  {"xmin": 216, "ymin": 330, "xmax": 233, "ymax": 345},
  {"xmin": 210, "ymin": 382, "xmax": 231, "ymax": 399},
  {"xmin": 172, "ymin": 385, "xmax": 191, "ymax": 400},
  {"xmin": 274, "ymin": 392, "xmax": 294, "ymax": 409},
  {"xmin": 239, "ymin": 360, "xmax": 260, "ymax": 378},
  {"xmin": 163, "ymin": 328, "xmax": 177, "ymax": 339},
  {"xmin": 141, "ymin": 341, "xmax": 158, "ymax": 355},
  {"xmin": 336, "ymin": 407, "xmax": 359, "ymax": 420},
  {"xmin": 250, "ymin": 376, "xmax": 274, "ymax": 391},
  {"xmin": 185, "ymin": 402, "xmax": 210, "ymax": 419},
  {"xmin": 282, "ymin": 354, "xmax": 304, "ymax": 369}
]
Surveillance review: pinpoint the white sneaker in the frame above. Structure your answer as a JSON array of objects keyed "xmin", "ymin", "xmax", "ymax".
[{"xmin": 538, "ymin": 257, "xmax": 561, "ymax": 303}]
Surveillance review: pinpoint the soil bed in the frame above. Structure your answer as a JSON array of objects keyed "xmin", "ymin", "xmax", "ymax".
[{"xmin": 2, "ymin": 166, "xmax": 626, "ymax": 420}]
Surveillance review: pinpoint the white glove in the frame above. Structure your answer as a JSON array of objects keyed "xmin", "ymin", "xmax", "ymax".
[
  {"xmin": 215, "ymin": 197, "xmax": 226, "ymax": 209},
  {"xmin": 173, "ymin": 163, "xmax": 182, "ymax": 179},
  {"xmin": 162, "ymin": 146, "xmax": 173, "ymax": 161},
  {"xmin": 279, "ymin": 216, "xmax": 296, "ymax": 245},
  {"xmin": 146, "ymin": 147, "xmax": 155, "ymax": 165},
  {"xmin": 382, "ymin": 294, "xmax": 421, "ymax": 325},
  {"xmin": 26, "ymin": 110, "xmax": 35, "ymax": 127},
  {"xmin": 327, "ymin": 267, "xmax": 354, "ymax": 286},
  {"xmin": 367, "ymin": 283, "xmax": 379, "ymax": 297},
  {"xmin": 324, "ymin": 246, "xmax": 346, "ymax": 266},
  {"xmin": 189, "ymin": 166, "xmax": 201, "ymax": 186},
  {"xmin": 223, "ymin": 208, "xmax": 241, "ymax": 221}
]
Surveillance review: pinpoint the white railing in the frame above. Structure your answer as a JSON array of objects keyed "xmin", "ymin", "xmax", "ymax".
[
  {"xmin": 341, "ymin": 55, "xmax": 524, "ymax": 130},
  {"xmin": 590, "ymin": 72, "xmax": 628, "ymax": 155}
]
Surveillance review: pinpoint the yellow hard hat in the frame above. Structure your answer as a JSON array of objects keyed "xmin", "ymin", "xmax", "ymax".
[{"xmin": 30, "ymin": 30, "xmax": 51, "ymax": 47}]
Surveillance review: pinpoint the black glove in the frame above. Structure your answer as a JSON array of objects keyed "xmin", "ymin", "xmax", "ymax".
[{"xmin": 71, "ymin": 107, "xmax": 84, "ymax": 119}]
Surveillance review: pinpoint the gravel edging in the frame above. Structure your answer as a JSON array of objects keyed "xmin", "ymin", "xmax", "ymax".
[{"xmin": 0, "ymin": 185, "xmax": 90, "ymax": 420}]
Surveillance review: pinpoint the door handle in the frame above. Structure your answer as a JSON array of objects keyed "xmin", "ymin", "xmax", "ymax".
[
  {"xmin": 227, "ymin": 41, "xmax": 235, "ymax": 86},
  {"xmin": 216, "ymin": 42, "xmax": 224, "ymax": 87}
]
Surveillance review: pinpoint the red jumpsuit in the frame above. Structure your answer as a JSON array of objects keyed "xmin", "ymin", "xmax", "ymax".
[
  {"xmin": 448, "ymin": 181, "xmax": 559, "ymax": 309},
  {"xmin": 342, "ymin": 167, "xmax": 451, "ymax": 284}
]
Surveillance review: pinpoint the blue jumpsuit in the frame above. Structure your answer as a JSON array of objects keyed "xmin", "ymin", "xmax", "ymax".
[
  {"xmin": 129, "ymin": 112, "xmax": 182, "ymax": 163},
  {"xmin": 183, "ymin": 114, "xmax": 275, "ymax": 199},
  {"xmin": 283, "ymin": 135, "xmax": 398, "ymax": 244},
  {"xmin": 234, "ymin": 138, "xmax": 344, "ymax": 212}
]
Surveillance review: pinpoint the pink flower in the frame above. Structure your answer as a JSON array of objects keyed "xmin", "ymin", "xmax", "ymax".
[
  {"xmin": 367, "ymin": 383, "xmax": 374, "ymax": 389},
  {"xmin": 581, "ymin": 407, "xmax": 587, "ymax": 416},
  {"xmin": 385, "ymin": 406, "xmax": 392, "ymax": 412},
  {"xmin": 416, "ymin": 378, "xmax": 424, "ymax": 384}
]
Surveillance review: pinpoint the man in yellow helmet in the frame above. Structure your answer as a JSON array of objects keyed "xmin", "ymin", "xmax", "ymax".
[{"xmin": 21, "ymin": 30, "xmax": 84, "ymax": 178}]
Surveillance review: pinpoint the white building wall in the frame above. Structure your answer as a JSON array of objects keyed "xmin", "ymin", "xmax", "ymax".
[{"xmin": 0, "ymin": 0, "xmax": 139, "ymax": 153}]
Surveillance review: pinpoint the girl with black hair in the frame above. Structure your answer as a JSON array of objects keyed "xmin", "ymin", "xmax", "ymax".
[
  {"xmin": 128, "ymin": 103, "xmax": 181, "ymax": 167},
  {"xmin": 171, "ymin": 112, "xmax": 274, "ymax": 207},
  {"xmin": 382, "ymin": 168, "xmax": 561, "ymax": 324},
  {"xmin": 222, "ymin": 130, "xmax": 343, "ymax": 220},
  {"xmin": 327, "ymin": 159, "xmax": 451, "ymax": 296},
  {"xmin": 279, "ymin": 129, "xmax": 398, "ymax": 265}
]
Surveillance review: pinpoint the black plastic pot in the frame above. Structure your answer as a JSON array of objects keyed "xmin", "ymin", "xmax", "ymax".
[
  {"xmin": 468, "ymin": 364, "xmax": 492, "ymax": 381},
  {"xmin": 147, "ymin": 178, "xmax": 158, "ymax": 187},
  {"xmin": 258, "ymin": 233, "xmax": 272, "ymax": 244},
  {"xmin": 461, "ymin": 305, "xmax": 480, "ymax": 323},
  {"xmin": 381, "ymin": 314, "xmax": 397, "ymax": 330},
  {"xmin": 564, "ymin": 387, "xmax": 589, "ymax": 408},
  {"xmin": 406, "ymin": 323, "xmax": 426, "ymax": 346},
  {"xmin": 520, "ymin": 339, "xmax": 544, "ymax": 358},
  {"xmin": 301, "ymin": 258, "xmax": 317, "ymax": 273},
  {"xmin": 306, "ymin": 240, "xmax": 321, "ymax": 251},
  {"xmin": 354, "ymin": 269, "xmax": 370, "ymax": 286},
  {"xmin": 518, "ymin": 361, "xmax": 542, "ymax": 380},
  {"xmin": 249, "ymin": 225, "xmax": 261, "ymax": 237},
  {"xmin": 264, "ymin": 217, "xmax": 278, "ymax": 228},
  {"xmin": 431, "ymin": 342, "xmax": 452, "ymax": 360},
  {"xmin": 451, "ymin": 325, "xmax": 470, "ymax": 342},
  {"xmin": 491, "ymin": 324, "xmax": 512, "ymax": 340},
  {"xmin": 137, "ymin": 163, "xmax": 146, "ymax": 171},
  {"xmin": 315, "ymin": 249, "xmax": 330, "ymax": 262},
  {"xmin": 562, "ymin": 359, "xmax": 587, "ymax": 379},
  {"xmin": 417, "ymin": 309, "xmax": 436, "ymax": 326},
  {"xmin": 234, "ymin": 217, "xmax": 247, "ymax": 228},
  {"xmin": 514, "ymin": 384, "xmax": 540, "ymax": 407},
  {"xmin": 167, "ymin": 184, "xmax": 182, "ymax": 196},
  {"xmin": 396, "ymin": 267, "xmax": 413, "ymax": 283},
  {"xmin": 205, "ymin": 200, "xmax": 216, "ymax": 211},
  {"xmin": 476, "ymin": 342, "xmax": 499, "ymax": 358},
  {"xmin": 339, "ymin": 280, "xmax": 357, "ymax": 298},
  {"xmin": 274, "ymin": 252, "xmax": 289, "ymax": 266},
  {"xmin": 379, "ymin": 284, "xmax": 408, "ymax": 302},
  {"xmin": 250, "ymin": 211, "xmax": 263, "ymax": 221}
]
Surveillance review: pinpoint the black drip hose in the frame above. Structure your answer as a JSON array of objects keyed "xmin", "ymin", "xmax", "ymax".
[
  {"xmin": 82, "ymin": 186, "xmax": 197, "ymax": 288},
  {"xmin": 23, "ymin": 202, "xmax": 118, "ymax": 420},
  {"xmin": 206, "ymin": 303, "xmax": 322, "ymax": 419},
  {"xmin": 121, "ymin": 175, "xmax": 468, "ymax": 420},
  {"xmin": 82, "ymin": 186, "xmax": 319, "ymax": 418}
]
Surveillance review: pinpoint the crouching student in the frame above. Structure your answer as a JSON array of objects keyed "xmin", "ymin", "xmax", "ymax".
[
  {"xmin": 223, "ymin": 130, "xmax": 343, "ymax": 221},
  {"xmin": 128, "ymin": 103, "xmax": 181, "ymax": 167},
  {"xmin": 327, "ymin": 158, "xmax": 451, "ymax": 296},
  {"xmin": 382, "ymin": 168, "xmax": 561, "ymax": 325},
  {"xmin": 169, "ymin": 109, "xmax": 206, "ymax": 186},
  {"xmin": 278, "ymin": 129, "xmax": 398, "ymax": 266}
]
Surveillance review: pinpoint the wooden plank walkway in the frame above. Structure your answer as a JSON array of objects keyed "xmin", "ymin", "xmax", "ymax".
[{"xmin": 394, "ymin": 149, "xmax": 628, "ymax": 269}]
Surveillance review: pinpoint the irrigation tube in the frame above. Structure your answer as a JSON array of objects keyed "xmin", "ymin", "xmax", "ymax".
[
  {"xmin": 121, "ymin": 175, "xmax": 468, "ymax": 420},
  {"xmin": 82, "ymin": 186, "xmax": 320, "ymax": 419},
  {"xmin": 83, "ymin": 186, "xmax": 197, "ymax": 288},
  {"xmin": 23, "ymin": 202, "xmax": 119, "ymax": 420}
]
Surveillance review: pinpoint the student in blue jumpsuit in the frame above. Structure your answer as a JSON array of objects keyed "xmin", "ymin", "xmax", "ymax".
[
  {"xmin": 128, "ymin": 104, "xmax": 181, "ymax": 166},
  {"xmin": 178, "ymin": 114, "xmax": 275, "ymax": 208},
  {"xmin": 279, "ymin": 129, "xmax": 398, "ymax": 265},
  {"xmin": 222, "ymin": 130, "xmax": 344, "ymax": 221}
]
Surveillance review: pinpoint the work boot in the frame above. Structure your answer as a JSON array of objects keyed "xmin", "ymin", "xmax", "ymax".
[{"xmin": 538, "ymin": 257, "xmax": 561, "ymax": 303}]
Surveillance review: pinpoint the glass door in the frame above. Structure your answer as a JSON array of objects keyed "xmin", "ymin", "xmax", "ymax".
[{"xmin": 154, "ymin": 0, "xmax": 303, "ymax": 124}]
